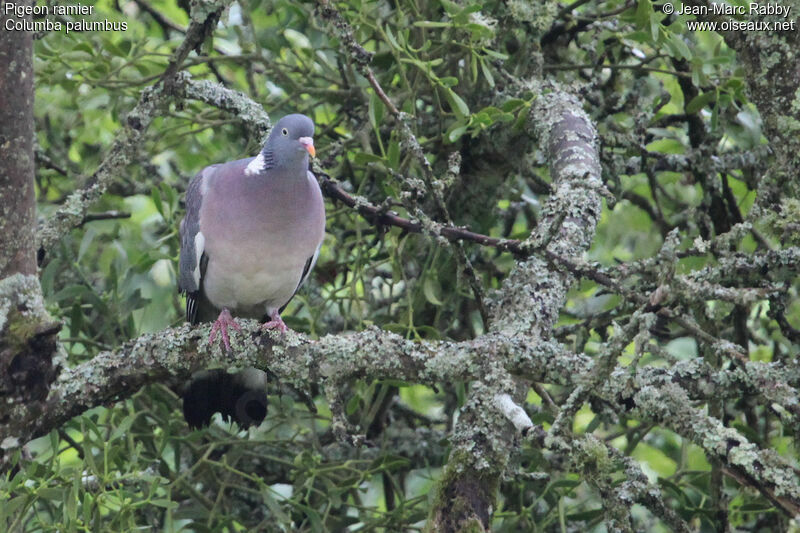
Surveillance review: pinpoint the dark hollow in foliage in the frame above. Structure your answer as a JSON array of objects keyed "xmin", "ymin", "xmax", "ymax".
[{"xmin": 182, "ymin": 369, "xmax": 268, "ymax": 429}]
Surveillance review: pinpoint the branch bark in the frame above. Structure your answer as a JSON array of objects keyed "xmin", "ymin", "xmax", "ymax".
[
  {"xmin": 428, "ymin": 89, "xmax": 605, "ymax": 531},
  {"xmin": 0, "ymin": 6, "xmax": 61, "ymax": 451},
  {"xmin": 0, "ymin": 7, "xmax": 36, "ymax": 277}
]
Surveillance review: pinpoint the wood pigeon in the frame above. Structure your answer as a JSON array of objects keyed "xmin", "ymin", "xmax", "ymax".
[{"xmin": 178, "ymin": 114, "xmax": 325, "ymax": 428}]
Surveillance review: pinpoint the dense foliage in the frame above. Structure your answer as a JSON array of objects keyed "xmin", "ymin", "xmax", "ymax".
[{"xmin": 3, "ymin": 0, "xmax": 799, "ymax": 531}]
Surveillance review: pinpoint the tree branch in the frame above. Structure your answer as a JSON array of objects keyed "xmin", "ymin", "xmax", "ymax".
[{"xmin": 0, "ymin": 6, "xmax": 36, "ymax": 277}]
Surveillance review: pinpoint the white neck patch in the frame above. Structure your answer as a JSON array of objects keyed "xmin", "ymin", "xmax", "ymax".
[{"xmin": 244, "ymin": 152, "xmax": 266, "ymax": 176}]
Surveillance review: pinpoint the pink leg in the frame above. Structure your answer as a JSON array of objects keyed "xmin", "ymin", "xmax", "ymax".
[
  {"xmin": 208, "ymin": 308, "xmax": 242, "ymax": 351},
  {"xmin": 261, "ymin": 309, "xmax": 289, "ymax": 334}
]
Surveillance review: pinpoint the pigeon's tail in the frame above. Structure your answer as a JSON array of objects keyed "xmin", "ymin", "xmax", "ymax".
[{"xmin": 182, "ymin": 368, "xmax": 268, "ymax": 429}]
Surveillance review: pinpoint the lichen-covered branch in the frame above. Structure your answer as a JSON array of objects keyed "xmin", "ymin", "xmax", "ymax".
[
  {"xmin": 427, "ymin": 88, "xmax": 606, "ymax": 531},
  {"xmin": 0, "ymin": 321, "xmax": 545, "ymax": 460},
  {"xmin": 612, "ymin": 380, "xmax": 800, "ymax": 515},
  {"xmin": 0, "ymin": 274, "xmax": 61, "ymax": 455},
  {"xmin": 2, "ymin": 287, "xmax": 799, "ymax": 504},
  {"xmin": 182, "ymin": 78, "xmax": 271, "ymax": 143},
  {"xmin": 490, "ymin": 89, "xmax": 603, "ymax": 337},
  {"xmin": 36, "ymin": 84, "xmax": 170, "ymax": 254}
]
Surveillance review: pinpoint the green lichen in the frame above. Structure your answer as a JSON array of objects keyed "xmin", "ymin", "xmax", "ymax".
[
  {"xmin": 507, "ymin": 0, "xmax": 558, "ymax": 31},
  {"xmin": 762, "ymin": 197, "xmax": 800, "ymax": 245},
  {"xmin": 188, "ymin": 0, "xmax": 231, "ymax": 23},
  {"xmin": 426, "ymin": 449, "xmax": 500, "ymax": 533}
]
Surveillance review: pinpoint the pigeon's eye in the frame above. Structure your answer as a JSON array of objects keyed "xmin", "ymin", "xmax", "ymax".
[{"xmin": 281, "ymin": 128, "xmax": 289, "ymax": 136}]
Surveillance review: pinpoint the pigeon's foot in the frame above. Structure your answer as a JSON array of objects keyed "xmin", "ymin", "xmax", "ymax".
[
  {"xmin": 261, "ymin": 313, "xmax": 289, "ymax": 334},
  {"xmin": 209, "ymin": 308, "xmax": 242, "ymax": 351}
]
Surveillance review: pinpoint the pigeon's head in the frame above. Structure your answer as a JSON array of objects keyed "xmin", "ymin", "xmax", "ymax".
[{"xmin": 264, "ymin": 114, "xmax": 315, "ymax": 167}]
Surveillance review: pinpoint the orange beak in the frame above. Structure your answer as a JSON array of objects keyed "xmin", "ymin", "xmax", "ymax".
[{"xmin": 299, "ymin": 136, "xmax": 315, "ymax": 158}]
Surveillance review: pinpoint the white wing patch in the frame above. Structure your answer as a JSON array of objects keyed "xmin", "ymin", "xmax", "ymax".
[
  {"xmin": 193, "ymin": 231, "xmax": 205, "ymax": 286},
  {"xmin": 244, "ymin": 152, "xmax": 265, "ymax": 176}
]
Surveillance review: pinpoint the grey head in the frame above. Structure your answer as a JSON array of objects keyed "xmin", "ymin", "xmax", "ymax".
[{"xmin": 248, "ymin": 114, "xmax": 315, "ymax": 175}]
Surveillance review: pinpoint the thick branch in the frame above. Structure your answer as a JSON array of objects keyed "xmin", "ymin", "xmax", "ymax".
[
  {"xmin": 491, "ymin": 89, "xmax": 603, "ymax": 336},
  {"xmin": 429, "ymin": 89, "xmax": 605, "ymax": 531},
  {"xmin": 3, "ymin": 301, "xmax": 799, "ymax": 507},
  {"xmin": 2, "ymin": 323, "xmax": 559, "ymax": 452},
  {"xmin": 0, "ymin": 7, "xmax": 36, "ymax": 277}
]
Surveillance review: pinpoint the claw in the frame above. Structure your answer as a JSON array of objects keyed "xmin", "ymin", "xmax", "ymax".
[
  {"xmin": 261, "ymin": 311, "xmax": 289, "ymax": 334},
  {"xmin": 208, "ymin": 308, "xmax": 242, "ymax": 351}
]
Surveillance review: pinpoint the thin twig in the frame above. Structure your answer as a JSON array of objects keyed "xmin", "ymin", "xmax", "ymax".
[{"xmin": 80, "ymin": 211, "xmax": 132, "ymax": 225}]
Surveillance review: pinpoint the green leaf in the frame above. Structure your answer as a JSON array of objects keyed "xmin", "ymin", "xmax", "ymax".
[
  {"xmin": 466, "ymin": 23, "xmax": 493, "ymax": 39},
  {"xmin": 384, "ymin": 25, "xmax": 403, "ymax": 50},
  {"xmin": 501, "ymin": 98, "xmax": 526, "ymax": 112},
  {"xmin": 584, "ymin": 415, "xmax": 602, "ymax": 434},
  {"xmin": 109, "ymin": 413, "xmax": 137, "ymax": 442},
  {"xmin": 635, "ymin": 0, "xmax": 653, "ymax": 34},
  {"xmin": 651, "ymin": 13, "xmax": 660, "ymax": 42},
  {"xmin": 77, "ymin": 227, "xmax": 96, "ymax": 263},
  {"xmin": 62, "ymin": 50, "xmax": 93, "ymax": 62},
  {"xmin": 667, "ymin": 33, "xmax": 692, "ymax": 60},
  {"xmin": 65, "ymin": 474, "xmax": 78, "ymax": 522},
  {"xmin": 260, "ymin": 488, "xmax": 293, "ymax": 523},
  {"xmin": 38, "ymin": 487, "xmax": 65, "ymax": 502},
  {"xmin": 352, "ymin": 152, "xmax": 385, "ymax": 165},
  {"xmin": 369, "ymin": 454, "xmax": 411, "ymax": 471},
  {"xmin": 52, "ymin": 285, "xmax": 91, "ymax": 303},
  {"xmin": 284, "ymin": 28, "xmax": 311, "ymax": 50},
  {"xmin": 446, "ymin": 122, "xmax": 468, "ymax": 143},
  {"xmin": 440, "ymin": 0, "xmax": 462, "ymax": 16},
  {"xmin": 480, "ymin": 58, "xmax": 495, "ymax": 87},
  {"xmin": 646, "ymin": 138, "xmax": 685, "ymax": 154},
  {"xmin": 444, "ymin": 88, "xmax": 470, "ymax": 118},
  {"xmin": 82, "ymin": 493, "xmax": 93, "ymax": 525},
  {"xmin": 549, "ymin": 478, "xmax": 582, "ymax": 491},
  {"xmin": 686, "ymin": 91, "xmax": 716, "ymax": 114},
  {"xmin": 482, "ymin": 48, "xmax": 509, "ymax": 60},
  {"xmin": 423, "ymin": 277, "xmax": 444, "ymax": 305},
  {"xmin": 149, "ymin": 499, "xmax": 179, "ymax": 509},
  {"xmin": 737, "ymin": 503, "xmax": 777, "ymax": 512},
  {"xmin": 71, "ymin": 41, "xmax": 96, "ymax": 55},
  {"xmin": 413, "ymin": 21, "xmax": 451, "ymax": 28},
  {"xmin": 0, "ymin": 497, "xmax": 27, "ymax": 523},
  {"xmin": 290, "ymin": 502, "xmax": 323, "ymax": 530},
  {"xmin": 470, "ymin": 52, "xmax": 478, "ymax": 82},
  {"xmin": 369, "ymin": 91, "xmax": 385, "ymax": 131},
  {"xmin": 710, "ymin": 99, "xmax": 719, "ymax": 131},
  {"xmin": 387, "ymin": 139, "xmax": 401, "ymax": 168},
  {"xmin": 151, "ymin": 186, "xmax": 164, "ymax": 218},
  {"xmin": 346, "ymin": 394, "xmax": 361, "ymax": 415}
]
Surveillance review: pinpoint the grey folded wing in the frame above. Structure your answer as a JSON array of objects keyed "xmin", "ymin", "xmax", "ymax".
[{"xmin": 178, "ymin": 165, "xmax": 217, "ymax": 324}]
